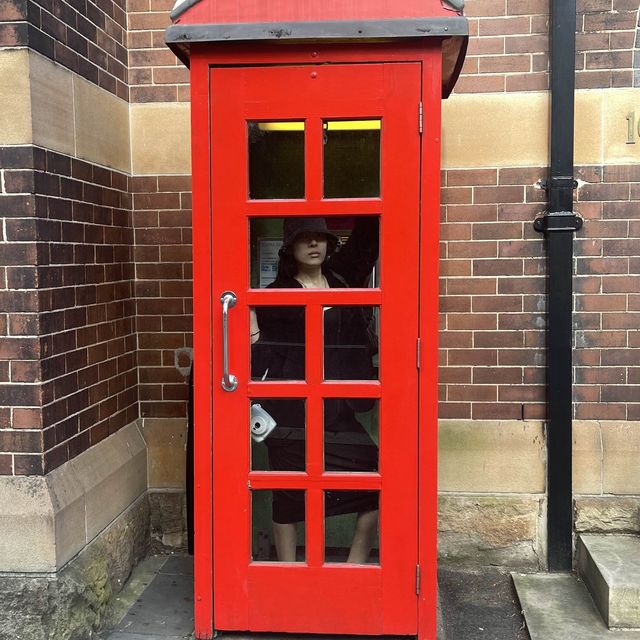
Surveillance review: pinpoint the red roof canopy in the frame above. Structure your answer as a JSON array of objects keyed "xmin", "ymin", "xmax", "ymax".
[
  {"xmin": 171, "ymin": 0, "xmax": 462, "ymax": 25},
  {"xmin": 166, "ymin": 0, "xmax": 468, "ymax": 97}
]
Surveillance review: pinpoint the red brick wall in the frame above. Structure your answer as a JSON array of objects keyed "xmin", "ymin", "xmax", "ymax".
[
  {"xmin": 574, "ymin": 165, "xmax": 640, "ymax": 421},
  {"xmin": 0, "ymin": 146, "xmax": 46, "ymax": 476},
  {"xmin": 131, "ymin": 175, "xmax": 193, "ymax": 418},
  {"xmin": 439, "ymin": 163, "xmax": 640, "ymax": 421},
  {"xmin": 0, "ymin": 0, "xmax": 135, "ymax": 475},
  {"xmin": 459, "ymin": 0, "xmax": 639, "ymax": 93},
  {"xmin": 119, "ymin": 0, "xmax": 640, "ymax": 107},
  {"xmin": 0, "ymin": 0, "xmax": 129, "ymax": 99},
  {"xmin": 439, "ymin": 167, "xmax": 546, "ymax": 420},
  {"xmin": 124, "ymin": 0, "xmax": 640, "ymax": 102},
  {"xmin": 127, "ymin": 0, "xmax": 189, "ymax": 102},
  {"xmin": 0, "ymin": 146, "xmax": 138, "ymax": 474}
]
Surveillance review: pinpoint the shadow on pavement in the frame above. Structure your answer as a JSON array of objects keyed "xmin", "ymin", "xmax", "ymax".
[{"xmin": 438, "ymin": 567, "xmax": 530, "ymax": 640}]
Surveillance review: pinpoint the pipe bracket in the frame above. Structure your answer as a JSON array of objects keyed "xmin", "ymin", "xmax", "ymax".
[
  {"xmin": 533, "ymin": 211, "xmax": 583, "ymax": 234},
  {"xmin": 539, "ymin": 177, "xmax": 578, "ymax": 191}
]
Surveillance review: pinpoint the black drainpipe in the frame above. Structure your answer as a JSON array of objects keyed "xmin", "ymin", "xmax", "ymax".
[{"xmin": 533, "ymin": 0, "xmax": 583, "ymax": 571}]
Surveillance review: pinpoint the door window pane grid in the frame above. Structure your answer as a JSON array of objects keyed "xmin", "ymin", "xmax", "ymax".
[{"xmin": 247, "ymin": 227, "xmax": 384, "ymax": 568}]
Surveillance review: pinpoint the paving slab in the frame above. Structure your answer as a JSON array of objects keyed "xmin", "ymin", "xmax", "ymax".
[
  {"xmin": 513, "ymin": 572, "xmax": 640, "ymax": 640},
  {"xmin": 160, "ymin": 554, "xmax": 194, "ymax": 577},
  {"xmin": 578, "ymin": 534, "xmax": 640, "ymax": 628},
  {"xmin": 114, "ymin": 572, "xmax": 194, "ymax": 637},
  {"xmin": 98, "ymin": 555, "xmax": 169, "ymax": 637}
]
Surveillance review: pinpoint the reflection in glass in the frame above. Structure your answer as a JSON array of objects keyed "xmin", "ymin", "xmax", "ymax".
[
  {"xmin": 252, "ymin": 490, "xmax": 305, "ymax": 562},
  {"xmin": 248, "ymin": 121, "xmax": 305, "ymax": 199},
  {"xmin": 250, "ymin": 306, "xmax": 305, "ymax": 381},
  {"xmin": 324, "ymin": 399, "xmax": 378, "ymax": 472},
  {"xmin": 249, "ymin": 216, "xmax": 380, "ymax": 289},
  {"xmin": 323, "ymin": 120, "xmax": 381, "ymax": 199},
  {"xmin": 250, "ymin": 398, "xmax": 306, "ymax": 472},
  {"xmin": 324, "ymin": 491, "xmax": 379, "ymax": 564},
  {"xmin": 324, "ymin": 306, "xmax": 379, "ymax": 381}
]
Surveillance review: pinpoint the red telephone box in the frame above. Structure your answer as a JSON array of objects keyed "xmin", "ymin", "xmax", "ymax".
[{"xmin": 166, "ymin": 4, "xmax": 467, "ymax": 639}]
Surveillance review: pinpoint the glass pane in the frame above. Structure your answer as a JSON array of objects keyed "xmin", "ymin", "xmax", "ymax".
[
  {"xmin": 251, "ymin": 398, "xmax": 306, "ymax": 471},
  {"xmin": 324, "ymin": 306, "xmax": 379, "ymax": 381},
  {"xmin": 248, "ymin": 121, "xmax": 305, "ymax": 199},
  {"xmin": 323, "ymin": 119, "xmax": 381, "ymax": 199},
  {"xmin": 324, "ymin": 491, "xmax": 379, "ymax": 564},
  {"xmin": 324, "ymin": 399, "xmax": 378, "ymax": 472},
  {"xmin": 252, "ymin": 489, "xmax": 305, "ymax": 562},
  {"xmin": 249, "ymin": 216, "xmax": 380, "ymax": 289},
  {"xmin": 250, "ymin": 306, "xmax": 305, "ymax": 381}
]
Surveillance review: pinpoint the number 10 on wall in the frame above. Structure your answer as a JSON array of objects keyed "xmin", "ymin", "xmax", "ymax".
[{"xmin": 626, "ymin": 111, "xmax": 640, "ymax": 144}]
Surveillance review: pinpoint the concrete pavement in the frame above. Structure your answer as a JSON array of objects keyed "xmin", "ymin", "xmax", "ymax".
[{"xmin": 100, "ymin": 555, "xmax": 528, "ymax": 640}]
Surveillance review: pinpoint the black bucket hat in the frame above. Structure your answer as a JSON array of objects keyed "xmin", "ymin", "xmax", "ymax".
[{"xmin": 282, "ymin": 217, "xmax": 339, "ymax": 252}]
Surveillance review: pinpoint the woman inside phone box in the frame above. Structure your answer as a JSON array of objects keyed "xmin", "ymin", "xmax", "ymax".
[{"xmin": 250, "ymin": 216, "xmax": 380, "ymax": 563}]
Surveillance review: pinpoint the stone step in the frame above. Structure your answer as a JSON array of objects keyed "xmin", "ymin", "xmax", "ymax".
[
  {"xmin": 578, "ymin": 534, "xmax": 640, "ymax": 629},
  {"xmin": 512, "ymin": 572, "xmax": 640, "ymax": 640}
]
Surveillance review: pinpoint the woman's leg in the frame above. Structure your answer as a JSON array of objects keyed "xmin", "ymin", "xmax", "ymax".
[
  {"xmin": 273, "ymin": 521, "xmax": 297, "ymax": 561},
  {"xmin": 347, "ymin": 509, "xmax": 379, "ymax": 564}
]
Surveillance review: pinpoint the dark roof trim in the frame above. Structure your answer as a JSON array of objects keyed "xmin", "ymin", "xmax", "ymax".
[
  {"xmin": 170, "ymin": 0, "xmax": 202, "ymax": 21},
  {"xmin": 442, "ymin": 35, "xmax": 467, "ymax": 98},
  {"xmin": 165, "ymin": 17, "xmax": 468, "ymax": 47}
]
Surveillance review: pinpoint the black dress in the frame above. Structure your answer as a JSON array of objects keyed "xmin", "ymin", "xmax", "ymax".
[{"xmin": 251, "ymin": 218, "xmax": 380, "ymax": 524}]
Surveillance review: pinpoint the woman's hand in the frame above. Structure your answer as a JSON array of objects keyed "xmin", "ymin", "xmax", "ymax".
[{"xmin": 250, "ymin": 307, "xmax": 260, "ymax": 343}]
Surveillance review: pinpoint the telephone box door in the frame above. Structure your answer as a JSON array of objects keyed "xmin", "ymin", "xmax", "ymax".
[{"xmin": 210, "ymin": 62, "xmax": 421, "ymax": 635}]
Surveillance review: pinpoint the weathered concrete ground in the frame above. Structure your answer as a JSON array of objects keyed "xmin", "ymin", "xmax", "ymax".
[
  {"xmin": 438, "ymin": 566, "xmax": 530, "ymax": 640},
  {"xmin": 100, "ymin": 556, "xmax": 529, "ymax": 640},
  {"xmin": 98, "ymin": 554, "xmax": 193, "ymax": 640}
]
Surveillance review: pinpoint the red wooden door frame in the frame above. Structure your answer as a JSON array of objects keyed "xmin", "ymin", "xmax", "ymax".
[
  {"xmin": 212, "ymin": 62, "xmax": 418, "ymax": 635},
  {"xmin": 189, "ymin": 42, "xmax": 442, "ymax": 640}
]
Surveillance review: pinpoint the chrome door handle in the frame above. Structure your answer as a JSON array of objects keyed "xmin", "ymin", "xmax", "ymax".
[{"xmin": 220, "ymin": 291, "xmax": 238, "ymax": 392}]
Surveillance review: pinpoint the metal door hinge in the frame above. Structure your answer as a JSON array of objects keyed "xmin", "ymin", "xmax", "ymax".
[
  {"xmin": 416, "ymin": 564, "xmax": 421, "ymax": 595},
  {"xmin": 418, "ymin": 102, "xmax": 423, "ymax": 134},
  {"xmin": 416, "ymin": 338, "xmax": 421, "ymax": 369}
]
